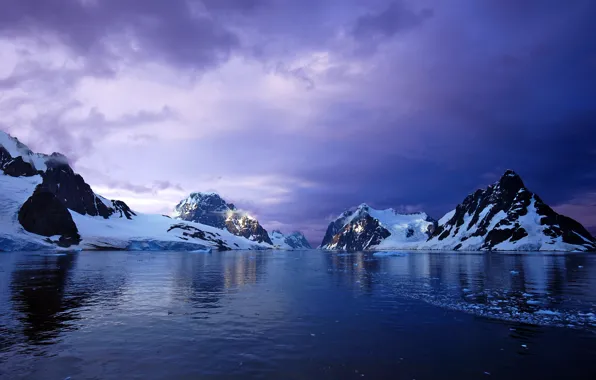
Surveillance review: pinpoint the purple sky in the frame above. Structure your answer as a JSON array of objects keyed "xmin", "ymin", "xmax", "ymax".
[{"xmin": 1, "ymin": 0, "xmax": 595, "ymax": 245}]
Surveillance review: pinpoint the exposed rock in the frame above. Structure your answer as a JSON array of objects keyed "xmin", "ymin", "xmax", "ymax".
[
  {"xmin": 427, "ymin": 170, "xmax": 596, "ymax": 251},
  {"xmin": 225, "ymin": 214, "xmax": 273, "ymax": 245},
  {"xmin": 0, "ymin": 146, "xmax": 39, "ymax": 177},
  {"xmin": 321, "ymin": 210, "xmax": 355, "ymax": 248},
  {"xmin": 173, "ymin": 192, "xmax": 235, "ymax": 229},
  {"xmin": 111, "ymin": 200, "xmax": 137, "ymax": 220},
  {"xmin": 40, "ymin": 159, "xmax": 113, "ymax": 218},
  {"xmin": 167, "ymin": 223, "xmax": 232, "ymax": 251},
  {"xmin": 321, "ymin": 204, "xmax": 436, "ymax": 251},
  {"xmin": 270, "ymin": 230, "xmax": 312, "ymax": 249},
  {"xmin": 325, "ymin": 214, "xmax": 391, "ymax": 251},
  {"xmin": 173, "ymin": 192, "xmax": 272, "ymax": 245},
  {"xmin": 18, "ymin": 187, "xmax": 81, "ymax": 247}
]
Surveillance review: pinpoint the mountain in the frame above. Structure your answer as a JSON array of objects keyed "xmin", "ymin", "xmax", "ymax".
[
  {"xmin": 422, "ymin": 170, "xmax": 596, "ymax": 252},
  {"xmin": 269, "ymin": 230, "xmax": 312, "ymax": 250},
  {"xmin": 0, "ymin": 131, "xmax": 268, "ymax": 252},
  {"xmin": 320, "ymin": 204, "xmax": 436, "ymax": 251},
  {"xmin": 173, "ymin": 192, "xmax": 273, "ymax": 244}
]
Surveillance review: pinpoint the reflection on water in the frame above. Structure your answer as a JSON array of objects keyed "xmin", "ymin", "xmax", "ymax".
[
  {"xmin": 327, "ymin": 252, "xmax": 596, "ymax": 328},
  {"xmin": 1, "ymin": 250, "xmax": 595, "ymax": 380}
]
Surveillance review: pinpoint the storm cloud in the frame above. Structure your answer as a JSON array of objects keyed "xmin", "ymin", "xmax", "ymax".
[{"xmin": 1, "ymin": 0, "xmax": 595, "ymax": 245}]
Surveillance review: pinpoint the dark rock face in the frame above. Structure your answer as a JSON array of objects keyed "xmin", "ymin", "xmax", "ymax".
[
  {"xmin": 167, "ymin": 223, "xmax": 232, "ymax": 251},
  {"xmin": 111, "ymin": 200, "xmax": 137, "ymax": 220},
  {"xmin": 2, "ymin": 157, "xmax": 39, "ymax": 177},
  {"xmin": 285, "ymin": 231, "xmax": 312, "ymax": 249},
  {"xmin": 431, "ymin": 170, "xmax": 596, "ymax": 251},
  {"xmin": 18, "ymin": 188, "xmax": 81, "ymax": 247},
  {"xmin": 225, "ymin": 215, "xmax": 273, "ymax": 245},
  {"xmin": 325, "ymin": 214, "xmax": 391, "ymax": 251},
  {"xmin": 173, "ymin": 193, "xmax": 235, "ymax": 229},
  {"xmin": 321, "ymin": 204, "xmax": 436, "ymax": 251},
  {"xmin": 0, "ymin": 147, "xmax": 39, "ymax": 177},
  {"xmin": 174, "ymin": 192, "xmax": 272, "ymax": 245},
  {"xmin": 320, "ymin": 210, "xmax": 355, "ymax": 247},
  {"xmin": 0, "ymin": 146, "xmax": 10, "ymax": 165},
  {"xmin": 40, "ymin": 159, "xmax": 113, "ymax": 218}
]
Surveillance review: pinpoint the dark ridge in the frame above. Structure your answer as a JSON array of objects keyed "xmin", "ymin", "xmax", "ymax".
[{"xmin": 18, "ymin": 187, "xmax": 81, "ymax": 247}]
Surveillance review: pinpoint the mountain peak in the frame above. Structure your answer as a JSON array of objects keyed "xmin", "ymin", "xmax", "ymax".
[
  {"xmin": 173, "ymin": 192, "xmax": 271, "ymax": 244},
  {"xmin": 496, "ymin": 169, "xmax": 526, "ymax": 195},
  {"xmin": 269, "ymin": 229, "xmax": 312, "ymax": 249}
]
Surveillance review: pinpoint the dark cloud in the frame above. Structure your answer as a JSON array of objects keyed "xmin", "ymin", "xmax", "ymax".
[
  {"xmin": 1, "ymin": 0, "xmax": 595, "ymax": 244},
  {"xmin": 352, "ymin": 1, "xmax": 434, "ymax": 40},
  {"xmin": 0, "ymin": 0, "xmax": 240, "ymax": 71}
]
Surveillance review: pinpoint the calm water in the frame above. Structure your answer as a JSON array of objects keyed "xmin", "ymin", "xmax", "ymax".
[{"xmin": 1, "ymin": 250, "xmax": 596, "ymax": 380}]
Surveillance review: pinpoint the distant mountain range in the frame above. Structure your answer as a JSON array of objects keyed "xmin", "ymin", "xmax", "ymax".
[
  {"xmin": 172, "ymin": 192, "xmax": 311, "ymax": 249},
  {"xmin": 321, "ymin": 170, "xmax": 595, "ymax": 252},
  {"xmin": 0, "ymin": 131, "xmax": 308, "ymax": 252},
  {"xmin": 0, "ymin": 130, "xmax": 594, "ymax": 252}
]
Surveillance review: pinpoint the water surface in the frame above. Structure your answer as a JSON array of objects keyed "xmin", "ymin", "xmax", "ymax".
[{"xmin": 1, "ymin": 250, "xmax": 595, "ymax": 379}]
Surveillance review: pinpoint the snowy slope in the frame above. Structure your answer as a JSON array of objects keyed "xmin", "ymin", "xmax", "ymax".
[
  {"xmin": 422, "ymin": 170, "xmax": 596, "ymax": 252},
  {"xmin": 269, "ymin": 230, "xmax": 312, "ymax": 250},
  {"xmin": 0, "ymin": 131, "xmax": 48, "ymax": 171},
  {"xmin": 0, "ymin": 130, "xmax": 271, "ymax": 252},
  {"xmin": 69, "ymin": 212, "xmax": 269, "ymax": 251},
  {"xmin": 0, "ymin": 174, "xmax": 56, "ymax": 250},
  {"xmin": 0, "ymin": 171, "xmax": 269, "ymax": 252},
  {"xmin": 320, "ymin": 204, "xmax": 436, "ymax": 251}
]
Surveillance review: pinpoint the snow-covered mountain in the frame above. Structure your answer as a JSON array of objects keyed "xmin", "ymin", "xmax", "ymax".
[
  {"xmin": 173, "ymin": 192, "xmax": 273, "ymax": 244},
  {"xmin": 269, "ymin": 230, "xmax": 312, "ymax": 250},
  {"xmin": 0, "ymin": 131, "xmax": 268, "ymax": 252},
  {"xmin": 320, "ymin": 170, "xmax": 596, "ymax": 252},
  {"xmin": 422, "ymin": 170, "xmax": 596, "ymax": 252},
  {"xmin": 320, "ymin": 204, "xmax": 436, "ymax": 251}
]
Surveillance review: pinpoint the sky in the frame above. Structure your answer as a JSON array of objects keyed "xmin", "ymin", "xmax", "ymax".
[{"xmin": 1, "ymin": 0, "xmax": 595, "ymax": 245}]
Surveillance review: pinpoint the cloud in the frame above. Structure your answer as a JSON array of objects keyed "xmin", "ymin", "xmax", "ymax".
[
  {"xmin": 0, "ymin": 0, "xmax": 595, "ymax": 245},
  {"xmin": 0, "ymin": 0, "xmax": 240, "ymax": 71},
  {"xmin": 352, "ymin": 1, "xmax": 434, "ymax": 40}
]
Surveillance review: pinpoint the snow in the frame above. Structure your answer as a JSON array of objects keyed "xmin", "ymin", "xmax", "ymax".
[
  {"xmin": 0, "ymin": 131, "xmax": 48, "ymax": 171},
  {"xmin": 438, "ymin": 209, "xmax": 456, "ymax": 225},
  {"xmin": 0, "ymin": 171, "xmax": 270, "ymax": 252},
  {"xmin": 325, "ymin": 204, "xmax": 435, "ymax": 251},
  {"xmin": 491, "ymin": 197, "xmax": 588, "ymax": 252},
  {"xmin": 421, "ymin": 209, "xmax": 507, "ymax": 251},
  {"xmin": 418, "ymin": 192, "xmax": 593, "ymax": 252},
  {"xmin": 70, "ymin": 211, "xmax": 268, "ymax": 251},
  {"xmin": 268, "ymin": 230, "xmax": 311, "ymax": 250},
  {"xmin": 0, "ymin": 174, "xmax": 56, "ymax": 251},
  {"xmin": 96, "ymin": 194, "xmax": 114, "ymax": 209}
]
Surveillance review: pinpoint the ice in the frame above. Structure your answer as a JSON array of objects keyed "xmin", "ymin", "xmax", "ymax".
[
  {"xmin": 535, "ymin": 309, "xmax": 560, "ymax": 316},
  {"xmin": 377, "ymin": 274, "xmax": 596, "ymax": 331},
  {"xmin": 373, "ymin": 251, "xmax": 408, "ymax": 257}
]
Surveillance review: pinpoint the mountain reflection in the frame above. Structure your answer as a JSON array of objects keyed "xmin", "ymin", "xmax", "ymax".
[
  {"xmin": 172, "ymin": 252, "xmax": 269, "ymax": 314},
  {"xmin": 325, "ymin": 252, "xmax": 380, "ymax": 293},
  {"xmin": 3, "ymin": 252, "xmax": 128, "ymax": 353},
  {"xmin": 325, "ymin": 252, "xmax": 596, "ymax": 312}
]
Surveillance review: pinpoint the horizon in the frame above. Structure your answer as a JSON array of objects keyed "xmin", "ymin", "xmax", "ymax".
[{"xmin": 1, "ymin": 1, "xmax": 595, "ymax": 245}]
